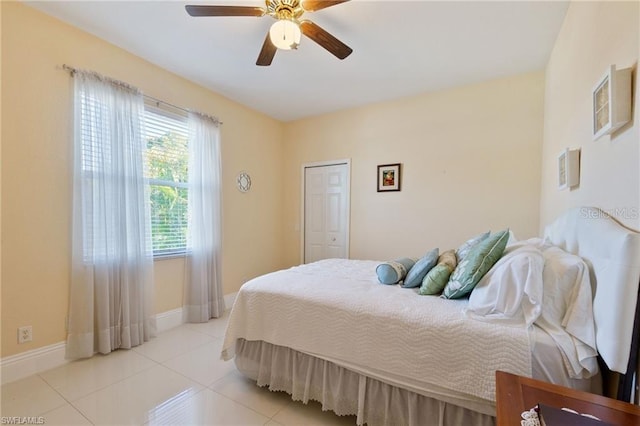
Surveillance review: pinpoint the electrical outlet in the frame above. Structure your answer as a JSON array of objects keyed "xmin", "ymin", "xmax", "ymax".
[{"xmin": 18, "ymin": 326, "xmax": 32, "ymax": 344}]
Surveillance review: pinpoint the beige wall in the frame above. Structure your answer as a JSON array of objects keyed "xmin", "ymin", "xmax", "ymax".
[
  {"xmin": 8, "ymin": 0, "xmax": 636, "ymax": 362},
  {"xmin": 1, "ymin": 2, "xmax": 285, "ymax": 357},
  {"xmin": 540, "ymin": 1, "xmax": 639, "ymax": 231},
  {"xmin": 282, "ymin": 72, "xmax": 545, "ymax": 264}
]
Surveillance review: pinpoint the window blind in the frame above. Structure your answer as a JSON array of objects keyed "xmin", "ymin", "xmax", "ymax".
[
  {"xmin": 143, "ymin": 103, "xmax": 189, "ymax": 256},
  {"xmin": 78, "ymin": 86, "xmax": 148, "ymax": 261}
]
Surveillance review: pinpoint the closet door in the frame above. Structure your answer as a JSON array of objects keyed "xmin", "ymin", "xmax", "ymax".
[{"xmin": 304, "ymin": 163, "xmax": 349, "ymax": 263}]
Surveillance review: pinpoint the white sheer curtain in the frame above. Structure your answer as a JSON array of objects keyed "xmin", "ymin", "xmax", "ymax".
[
  {"xmin": 66, "ymin": 70, "xmax": 156, "ymax": 359},
  {"xmin": 184, "ymin": 112, "xmax": 225, "ymax": 322}
]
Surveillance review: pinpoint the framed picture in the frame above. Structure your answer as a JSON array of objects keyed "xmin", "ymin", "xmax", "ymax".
[
  {"xmin": 557, "ymin": 148, "xmax": 580, "ymax": 190},
  {"xmin": 592, "ymin": 65, "xmax": 631, "ymax": 140},
  {"xmin": 592, "ymin": 69, "xmax": 611, "ymax": 139},
  {"xmin": 558, "ymin": 151, "xmax": 567, "ymax": 189},
  {"xmin": 377, "ymin": 163, "xmax": 401, "ymax": 192}
]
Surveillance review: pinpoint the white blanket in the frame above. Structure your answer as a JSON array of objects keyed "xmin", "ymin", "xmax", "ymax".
[
  {"xmin": 536, "ymin": 244, "xmax": 598, "ymax": 379},
  {"xmin": 222, "ymin": 259, "xmax": 532, "ymax": 402},
  {"xmin": 465, "ymin": 239, "xmax": 598, "ymax": 379}
]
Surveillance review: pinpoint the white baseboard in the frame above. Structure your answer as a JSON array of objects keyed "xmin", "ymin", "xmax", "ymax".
[
  {"xmin": 155, "ymin": 307, "xmax": 184, "ymax": 333},
  {"xmin": 1, "ymin": 292, "xmax": 238, "ymax": 385},
  {"xmin": 156, "ymin": 292, "xmax": 236, "ymax": 332},
  {"xmin": 0, "ymin": 341, "xmax": 68, "ymax": 385}
]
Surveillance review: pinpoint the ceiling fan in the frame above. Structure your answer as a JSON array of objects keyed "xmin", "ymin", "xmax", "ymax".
[{"xmin": 185, "ymin": 0, "xmax": 353, "ymax": 66}]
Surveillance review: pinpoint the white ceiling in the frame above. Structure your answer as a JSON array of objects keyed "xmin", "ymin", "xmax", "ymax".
[{"xmin": 27, "ymin": 0, "xmax": 569, "ymax": 122}]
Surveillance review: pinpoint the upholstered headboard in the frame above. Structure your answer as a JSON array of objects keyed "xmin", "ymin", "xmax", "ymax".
[{"xmin": 543, "ymin": 207, "xmax": 640, "ymax": 381}]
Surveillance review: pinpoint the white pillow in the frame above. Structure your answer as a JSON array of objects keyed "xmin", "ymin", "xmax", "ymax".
[
  {"xmin": 465, "ymin": 244, "xmax": 544, "ymax": 326},
  {"xmin": 540, "ymin": 246, "xmax": 586, "ymax": 325},
  {"xmin": 535, "ymin": 246, "xmax": 597, "ymax": 378},
  {"xmin": 507, "ymin": 237, "xmax": 551, "ymax": 251}
]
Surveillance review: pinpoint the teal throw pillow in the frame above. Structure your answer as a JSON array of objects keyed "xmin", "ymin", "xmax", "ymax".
[
  {"xmin": 402, "ymin": 248, "xmax": 439, "ymax": 288},
  {"xmin": 456, "ymin": 231, "xmax": 490, "ymax": 262},
  {"xmin": 419, "ymin": 263, "xmax": 454, "ymax": 295},
  {"xmin": 376, "ymin": 258, "xmax": 416, "ymax": 285},
  {"xmin": 443, "ymin": 230, "xmax": 510, "ymax": 299}
]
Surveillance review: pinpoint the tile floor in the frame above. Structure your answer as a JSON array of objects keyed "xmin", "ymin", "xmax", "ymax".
[{"xmin": 0, "ymin": 311, "xmax": 357, "ymax": 425}]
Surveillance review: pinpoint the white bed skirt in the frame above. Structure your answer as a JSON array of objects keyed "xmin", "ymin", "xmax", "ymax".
[{"xmin": 234, "ymin": 339, "xmax": 496, "ymax": 426}]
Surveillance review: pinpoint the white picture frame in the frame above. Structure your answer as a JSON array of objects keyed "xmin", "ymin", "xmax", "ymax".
[
  {"xmin": 558, "ymin": 148, "xmax": 580, "ymax": 190},
  {"xmin": 592, "ymin": 65, "xmax": 632, "ymax": 140}
]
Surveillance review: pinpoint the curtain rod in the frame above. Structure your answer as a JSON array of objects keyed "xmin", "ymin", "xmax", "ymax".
[{"xmin": 61, "ymin": 64, "xmax": 222, "ymax": 125}]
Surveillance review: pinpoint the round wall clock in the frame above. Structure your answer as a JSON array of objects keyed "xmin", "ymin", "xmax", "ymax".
[{"xmin": 236, "ymin": 171, "xmax": 252, "ymax": 193}]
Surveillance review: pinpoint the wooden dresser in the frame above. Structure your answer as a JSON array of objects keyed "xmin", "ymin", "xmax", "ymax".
[{"xmin": 495, "ymin": 371, "xmax": 640, "ymax": 425}]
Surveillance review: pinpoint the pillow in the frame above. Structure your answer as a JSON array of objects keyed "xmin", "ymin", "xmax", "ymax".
[
  {"xmin": 535, "ymin": 246, "xmax": 597, "ymax": 378},
  {"xmin": 376, "ymin": 258, "xmax": 416, "ymax": 284},
  {"xmin": 443, "ymin": 229, "xmax": 510, "ymax": 299},
  {"xmin": 540, "ymin": 247, "xmax": 587, "ymax": 325},
  {"xmin": 465, "ymin": 245, "xmax": 544, "ymax": 326},
  {"xmin": 456, "ymin": 231, "xmax": 490, "ymax": 262},
  {"xmin": 402, "ymin": 248, "xmax": 439, "ymax": 288},
  {"xmin": 437, "ymin": 249, "xmax": 457, "ymax": 270},
  {"xmin": 419, "ymin": 250, "xmax": 458, "ymax": 295},
  {"xmin": 419, "ymin": 264, "xmax": 454, "ymax": 295}
]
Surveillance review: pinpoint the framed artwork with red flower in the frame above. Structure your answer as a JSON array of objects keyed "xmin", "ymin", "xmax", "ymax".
[{"xmin": 377, "ymin": 163, "xmax": 401, "ymax": 192}]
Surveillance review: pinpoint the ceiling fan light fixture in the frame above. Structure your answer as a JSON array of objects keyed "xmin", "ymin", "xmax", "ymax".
[
  {"xmin": 185, "ymin": 1, "xmax": 353, "ymax": 65},
  {"xmin": 269, "ymin": 19, "xmax": 301, "ymax": 50}
]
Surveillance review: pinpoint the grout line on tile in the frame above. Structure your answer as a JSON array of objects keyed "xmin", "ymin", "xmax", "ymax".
[
  {"xmin": 209, "ymin": 388, "xmax": 274, "ymax": 421},
  {"xmin": 148, "ymin": 336, "xmax": 218, "ymax": 365},
  {"xmin": 270, "ymin": 398, "xmax": 293, "ymax": 420},
  {"xmin": 64, "ymin": 361, "xmax": 169, "ymax": 404},
  {"xmin": 17, "ymin": 374, "xmax": 70, "ymax": 415},
  {"xmin": 205, "ymin": 369, "xmax": 236, "ymax": 389},
  {"xmin": 38, "ymin": 352, "xmax": 161, "ymax": 403},
  {"xmin": 163, "ymin": 340, "xmax": 221, "ymax": 365},
  {"xmin": 159, "ymin": 362, "xmax": 210, "ymax": 387},
  {"xmin": 41, "ymin": 402, "xmax": 96, "ymax": 425},
  {"xmin": 36, "ymin": 372, "xmax": 75, "ymax": 406}
]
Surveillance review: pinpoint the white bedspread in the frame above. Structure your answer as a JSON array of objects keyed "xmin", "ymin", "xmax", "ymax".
[{"xmin": 222, "ymin": 259, "xmax": 532, "ymax": 402}]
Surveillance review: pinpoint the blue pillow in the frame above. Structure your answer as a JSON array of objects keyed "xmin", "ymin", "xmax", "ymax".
[
  {"xmin": 402, "ymin": 248, "xmax": 439, "ymax": 288},
  {"xmin": 376, "ymin": 258, "xmax": 416, "ymax": 285}
]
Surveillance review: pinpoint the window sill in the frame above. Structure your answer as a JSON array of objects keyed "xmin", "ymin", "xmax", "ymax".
[{"xmin": 153, "ymin": 252, "xmax": 188, "ymax": 261}]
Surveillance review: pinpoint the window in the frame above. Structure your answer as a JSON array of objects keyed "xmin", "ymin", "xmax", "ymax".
[
  {"xmin": 143, "ymin": 103, "xmax": 189, "ymax": 257},
  {"xmin": 77, "ymin": 79, "xmax": 151, "ymax": 263}
]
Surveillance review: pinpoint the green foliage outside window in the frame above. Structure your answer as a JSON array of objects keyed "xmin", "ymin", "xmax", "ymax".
[{"xmin": 146, "ymin": 131, "xmax": 188, "ymax": 254}]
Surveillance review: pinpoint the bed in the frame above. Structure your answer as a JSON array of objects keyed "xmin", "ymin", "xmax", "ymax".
[{"xmin": 221, "ymin": 207, "xmax": 640, "ymax": 425}]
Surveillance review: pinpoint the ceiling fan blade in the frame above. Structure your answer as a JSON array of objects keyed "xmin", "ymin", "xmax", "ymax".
[
  {"xmin": 185, "ymin": 5, "xmax": 265, "ymax": 17},
  {"xmin": 301, "ymin": 0, "xmax": 350, "ymax": 12},
  {"xmin": 300, "ymin": 20, "xmax": 352, "ymax": 60},
  {"xmin": 256, "ymin": 33, "xmax": 277, "ymax": 66}
]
